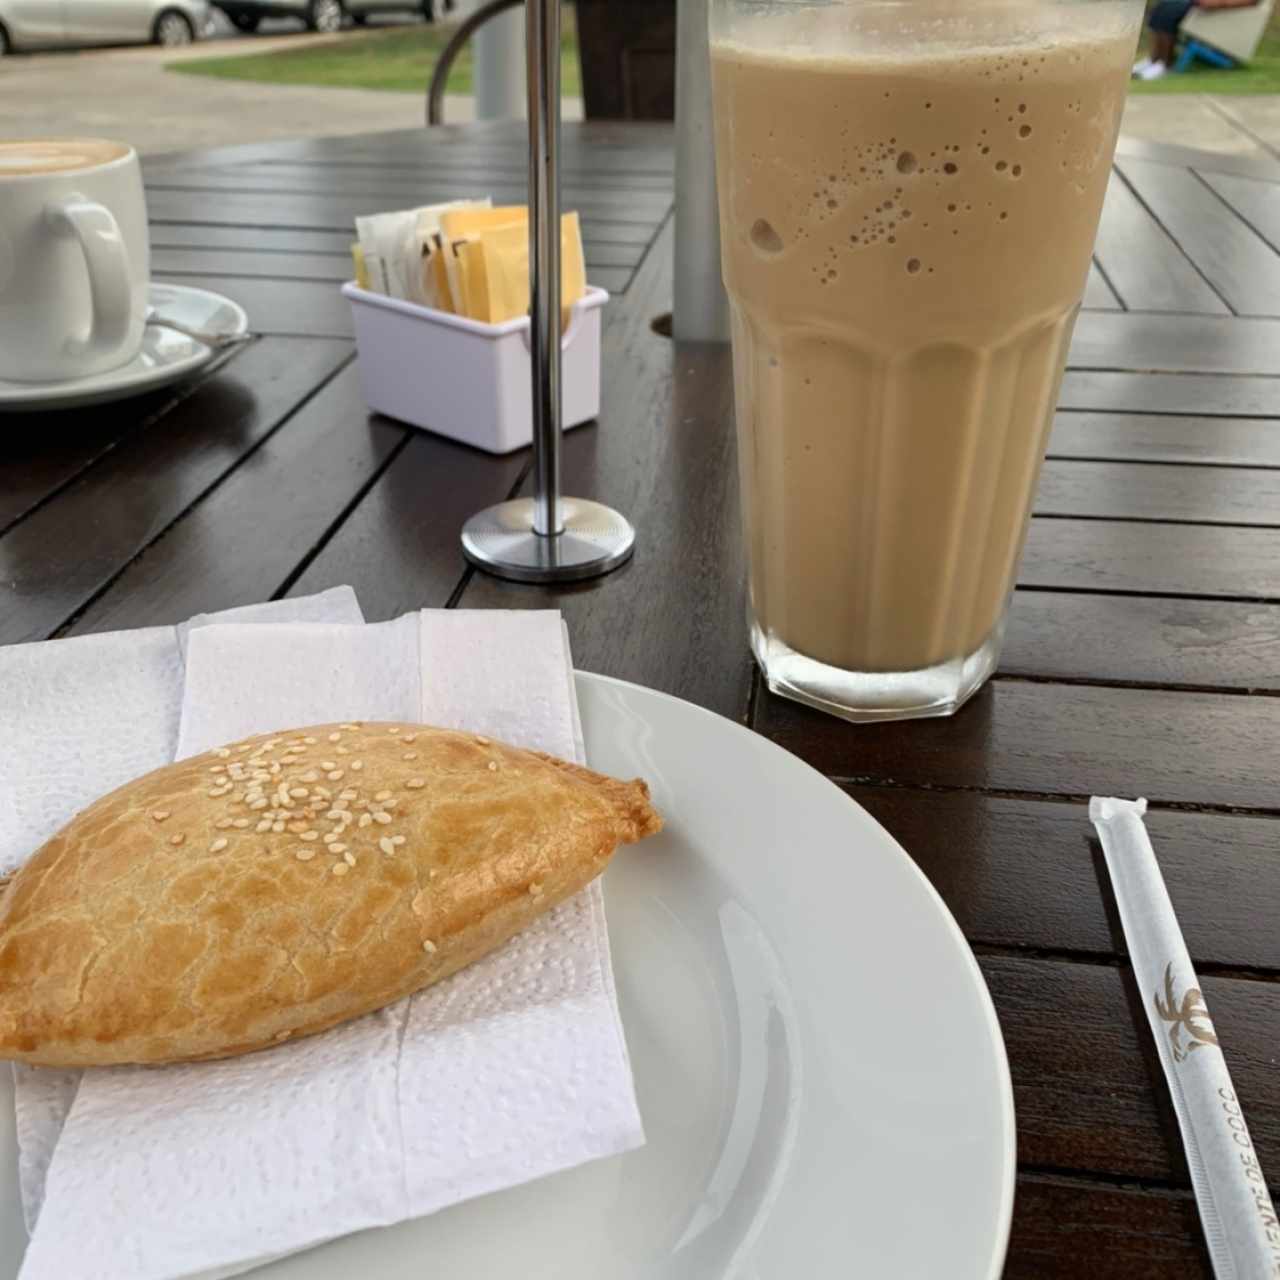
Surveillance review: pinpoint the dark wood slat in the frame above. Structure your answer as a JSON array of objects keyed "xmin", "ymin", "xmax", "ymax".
[
  {"xmin": 1048, "ymin": 412, "xmax": 1280, "ymax": 467},
  {"xmin": 144, "ymin": 182, "xmax": 672, "ymax": 226},
  {"xmin": 1093, "ymin": 173, "xmax": 1228, "ymax": 315},
  {"xmin": 1069, "ymin": 313, "xmax": 1280, "ymax": 376},
  {"xmin": 67, "ymin": 364, "xmax": 403, "ymax": 636},
  {"xmin": 151, "ymin": 248, "xmax": 354, "ymax": 283},
  {"xmin": 1001, "ymin": 591, "xmax": 1280, "ymax": 690},
  {"xmin": 1059, "ymin": 371, "xmax": 1280, "ymax": 418},
  {"xmin": 147, "ymin": 190, "xmax": 663, "ymax": 246},
  {"xmin": 287, "ymin": 426, "xmax": 526, "ymax": 616},
  {"xmin": 1083, "ymin": 261, "xmax": 1122, "ymax": 311},
  {"xmin": 0, "ymin": 338, "xmax": 352, "ymax": 644},
  {"xmin": 1200, "ymin": 170, "xmax": 1280, "ymax": 255},
  {"xmin": 1007, "ymin": 1176, "xmax": 1207, "ymax": 1278},
  {"xmin": 1116, "ymin": 159, "xmax": 1280, "ymax": 318},
  {"xmin": 153, "ymin": 275, "xmax": 353, "ymax": 338},
  {"xmin": 983, "ymin": 957, "xmax": 1280, "ymax": 1186},
  {"xmin": 455, "ymin": 226, "xmax": 753, "ymax": 722},
  {"xmin": 148, "ymin": 223, "xmax": 354, "ymax": 254},
  {"xmin": 0, "ymin": 352, "xmax": 239, "ymax": 532},
  {"xmin": 1019, "ymin": 517, "xmax": 1280, "ymax": 598},
  {"xmin": 851, "ymin": 788, "xmax": 1280, "ymax": 968},
  {"xmin": 756, "ymin": 678, "xmax": 1280, "ymax": 808},
  {"xmin": 1035, "ymin": 458, "xmax": 1280, "ymax": 525}
]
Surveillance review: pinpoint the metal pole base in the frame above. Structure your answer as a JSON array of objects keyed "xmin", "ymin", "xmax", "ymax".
[{"xmin": 461, "ymin": 496, "xmax": 635, "ymax": 584}]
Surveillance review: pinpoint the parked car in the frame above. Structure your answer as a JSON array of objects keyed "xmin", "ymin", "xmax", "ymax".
[
  {"xmin": 0, "ymin": 0, "xmax": 210, "ymax": 52},
  {"xmin": 213, "ymin": 0, "xmax": 450, "ymax": 33}
]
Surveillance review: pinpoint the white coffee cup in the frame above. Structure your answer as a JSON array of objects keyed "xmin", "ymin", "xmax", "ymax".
[{"xmin": 0, "ymin": 138, "xmax": 149, "ymax": 383}]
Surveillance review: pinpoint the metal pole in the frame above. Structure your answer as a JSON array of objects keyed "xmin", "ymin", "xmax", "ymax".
[
  {"xmin": 459, "ymin": 0, "xmax": 636, "ymax": 583},
  {"xmin": 474, "ymin": 3, "xmax": 526, "ymax": 121},
  {"xmin": 527, "ymin": 0, "xmax": 562, "ymax": 535}
]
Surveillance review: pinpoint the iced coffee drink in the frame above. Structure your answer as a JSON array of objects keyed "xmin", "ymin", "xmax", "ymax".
[{"xmin": 711, "ymin": 0, "xmax": 1139, "ymax": 720}]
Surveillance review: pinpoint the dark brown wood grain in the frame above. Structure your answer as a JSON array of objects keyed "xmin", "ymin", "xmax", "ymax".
[
  {"xmin": 755, "ymin": 678, "xmax": 1280, "ymax": 809},
  {"xmin": 152, "ymin": 274, "xmax": 354, "ymax": 338},
  {"xmin": 848, "ymin": 788, "xmax": 1280, "ymax": 970},
  {"xmin": 1000, "ymin": 591, "xmax": 1280, "ymax": 690},
  {"xmin": 1007, "ymin": 1176, "xmax": 1208, "ymax": 1279},
  {"xmin": 1048, "ymin": 412, "xmax": 1280, "ymax": 467},
  {"xmin": 67, "ymin": 363, "xmax": 404, "ymax": 636},
  {"xmin": 0, "ymin": 338, "xmax": 352, "ymax": 644}
]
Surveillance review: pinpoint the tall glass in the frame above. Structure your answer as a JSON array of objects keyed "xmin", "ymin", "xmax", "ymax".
[{"xmin": 709, "ymin": 0, "xmax": 1141, "ymax": 722}]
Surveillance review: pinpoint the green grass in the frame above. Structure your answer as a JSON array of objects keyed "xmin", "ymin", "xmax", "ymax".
[
  {"xmin": 169, "ymin": 18, "xmax": 580, "ymax": 96},
  {"xmin": 1130, "ymin": 11, "xmax": 1280, "ymax": 92}
]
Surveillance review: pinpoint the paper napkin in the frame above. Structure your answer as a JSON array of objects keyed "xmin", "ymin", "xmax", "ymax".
[
  {"xmin": 15, "ymin": 610, "xmax": 642, "ymax": 1280},
  {"xmin": 1, "ymin": 589, "xmax": 366, "ymax": 1233}
]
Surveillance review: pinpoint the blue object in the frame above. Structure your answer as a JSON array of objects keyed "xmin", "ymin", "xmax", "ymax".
[{"xmin": 1176, "ymin": 38, "xmax": 1240, "ymax": 70}]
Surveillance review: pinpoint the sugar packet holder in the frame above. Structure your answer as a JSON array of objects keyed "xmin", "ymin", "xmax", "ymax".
[
  {"xmin": 343, "ymin": 283, "xmax": 607, "ymax": 456},
  {"xmin": 1090, "ymin": 797, "xmax": 1280, "ymax": 1280}
]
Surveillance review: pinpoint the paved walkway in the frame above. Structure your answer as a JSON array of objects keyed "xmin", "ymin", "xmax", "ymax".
[{"xmin": 0, "ymin": 27, "xmax": 1273, "ymax": 159}]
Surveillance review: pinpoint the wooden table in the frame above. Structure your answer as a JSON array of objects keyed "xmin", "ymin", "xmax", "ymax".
[{"xmin": 4, "ymin": 121, "xmax": 1280, "ymax": 1277}]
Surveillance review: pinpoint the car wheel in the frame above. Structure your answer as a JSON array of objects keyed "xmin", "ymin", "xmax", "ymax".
[
  {"xmin": 351, "ymin": 10, "xmax": 366, "ymax": 23},
  {"xmin": 306, "ymin": 0, "xmax": 343, "ymax": 32},
  {"xmin": 153, "ymin": 8, "xmax": 194, "ymax": 44},
  {"xmin": 231, "ymin": 11, "xmax": 260, "ymax": 30},
  {"xmin": 0, "ymin": 22, "xmax": 9, "ymax": 54},
  {"xmin": 421, "ymin": 0, "xmax": 434, "ymax": 20}
]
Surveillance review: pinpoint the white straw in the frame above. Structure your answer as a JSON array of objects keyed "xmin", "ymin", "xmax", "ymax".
[{"xmin": 1090, "ymin": 797, "xmax": 1280, "ymax": 1280}]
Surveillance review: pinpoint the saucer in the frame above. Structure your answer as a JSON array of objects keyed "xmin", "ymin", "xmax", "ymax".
[{"xmin": 0, "ymin": 284, "xmax": 249, "ymax": 413}]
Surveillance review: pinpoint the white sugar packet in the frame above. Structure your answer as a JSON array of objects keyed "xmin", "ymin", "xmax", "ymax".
[
  {"xmin": 17, "ymin": 610, "xmax": 641, "ymax": 1280},
  {"xmin": 1, "ymin": 588, "xmax": 365, "ymax": 1237},
  {"xmin": 1091, "ymin": 798, "xmax": 1280, "ymax": 1280}
]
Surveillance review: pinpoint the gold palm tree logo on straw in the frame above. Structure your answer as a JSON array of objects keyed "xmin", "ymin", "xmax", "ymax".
[{"xmin": 1154, "ymin": 963, "xmax": 1220, "ymax": 1063}]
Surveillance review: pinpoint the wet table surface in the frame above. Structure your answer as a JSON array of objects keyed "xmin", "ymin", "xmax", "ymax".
[{"xmin": 4, "ymin": 121, "xmax": 1280, "ymax": 1277}]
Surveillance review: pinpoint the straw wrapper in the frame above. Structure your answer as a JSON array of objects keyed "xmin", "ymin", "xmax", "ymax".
[{"xmin": 1090, "ymin": 797, "xmax": 1280, "ymax": 1280}]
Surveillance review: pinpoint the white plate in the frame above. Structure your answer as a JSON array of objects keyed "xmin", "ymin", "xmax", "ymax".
[
  {"xmin": 0, "ymin": 284, "xmax": 248, "ymax": 413},
  {"xmin": 0, "ymin": 673, "xmax": 1014, "ymax": 1279}
]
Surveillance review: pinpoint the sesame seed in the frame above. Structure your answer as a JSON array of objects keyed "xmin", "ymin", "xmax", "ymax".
[
  {"xmin": 487, "ymin": 761, "xmax": 498, "ymax": 772},
  {"xmin": 528, "ymin": 883, "xmax": 543, "ymax": 896},
  {"xmin": 359, "ymin": 813, "xmax": 373, "ymax": 828},
  {"xmin": 215, "ymin": 817, "xmax": 234, "ymax": 830},
  {"xmin": 403, "ymin": 752, "xmax": 417, "ymax": 761},
  {"xmin": 210, "ymin": 838, "xmax": 228, "ymax": 853},
  {"xmin": 289, "ymin": 787, "xmax": 308, "ymax": 799},
  {"xmin": 264, "ymin": 739, "xmax": 279, "ymax": 751},
  {"xmin": 269, "ymin": 763, "xmax": 281, "ymax": 775},
  {"xmin": 325, "ymin": 732, "xmax": 339, "ymax": 743},
  {"xmin": 151, "ymin": 810, "xmax": 170, "ymax": 822},
  {"xmin": 391, "ymin": 835, "xmax": 406, "ymax": 846},
  {"xmin": 379, "ymin": 837, "xmax": 396, "ymax": 855},
  {"xmin": 320, "ymin": 761, "xmax": 336, "ymax": 771},
  {"xmin": 474, "ymin": 736, "xmax": 490, "ymax": 746},
  {"xmin": 402, "ymin": 734, "xmax": 417, "ymax": 743},
  {"xmin": 249, "ymin": 798, "xmax": 268, "ymax": 811},
  {"xmin": 336, "ymin": 746, "xmax": 349, "ymax": 755},
  {"xmin": 236, "ymin": 744, "xmax": 253, "ymax": 754},
  {"xmin": 314, "ymin": 786, "xmax": 332, "ymax": 800},
  {"xmin": 300, "ymin": 771, "xmax": 320, "ymax": 783},
  {"xmin": 208, "ymin": 786, "xmax": 230, "ymax": 797},
  {"xmin": 373, "ymin": 811, "xmax": 392, "ymax": 825},
  {"xmin": 233, "ymin": 818, "xmax": 251, "ymax": 829},
  {"xmin": 406, "ymin": 778, "xmax": 425, "ymax": 790},
  {"xmin": 374, "ymin": 790, "xmax": 392, "ymax": 802},
  {"xmin": 252, "ymin": 770, "xmax": 271, "ymax": 782},
  {"xmin": 209, "ymin": 765, "xmax": 226, "ymax": 775},
  {"xmin": 304, "ymin": 736, "xmax": 318, "ymax": 745},
  {"xmin": 214, "ymin": 747, "xmax": 231, "ymax": 758},
  {"xmin": 343, "ymin": 851, "xmax": 356, "ymax": 866},
  {"xmin": 170, "ymin": 833, "xmax": 186, "ymax": 846},
  {"xmin": 422, "ymin": 939, "xmax": 437, "ymax": 954},
  {"xmin": 271, "ymin": 821, "xmax": 285, "ymax": 833},
  {"xmin": 351, "ymin": 760, "xmax": 364, "ymax": 771},
  {"xmin": 331, "ymin": 863, "xmax": 349, "ymax": 877},
  {"xmin": 339, "ymin": 789, "xmax": 357, "ymax": 800},
  {"xmin": 323, "ymin": 832, "xmax": 337, "ymax": 844},
  {"xmin": 330, "ymin": 842, "xmax": 348, "ymax": 854},
  {"xmin": 256, "ymin": 819, "xmax": 272, "ymax": 833},
  {"xmin": 295, "ymin": 848, "xmax": 316, "ymax": 862},
  {"xmin": 326, "ymin": 809, "xmax": 345, "ymax": 821},
  {"xmin": 287, "ymin": 820, "xmax": 307, "ymax": 833},
  {"xmin": 301, "ymin": 831, "xmax": 318, "ymax": 841},
  {"xmin": 429, "ymin": 868, "xmax": 439, "ymax": 878},
  {"xmin": 327, "ymin": 770, "xmax": 344, "ymax": 781}
]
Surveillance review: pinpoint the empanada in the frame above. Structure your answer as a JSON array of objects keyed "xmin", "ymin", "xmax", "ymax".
[{"xmin": 0, "ymin": 722, "xmax": 661, "ymax": 1067}]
